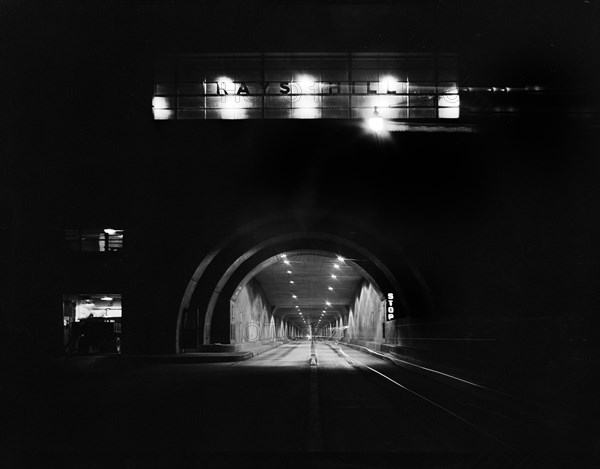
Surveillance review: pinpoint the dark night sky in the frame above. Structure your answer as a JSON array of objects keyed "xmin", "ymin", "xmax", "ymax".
[{"xmin": 2, "ymin": 1, "xmax": 599, "ymax": 84}]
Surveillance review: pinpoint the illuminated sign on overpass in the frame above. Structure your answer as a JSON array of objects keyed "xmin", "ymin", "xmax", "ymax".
[{"xmin": 153, "ymin": 52, "xmax": 459, "ymax": 120}]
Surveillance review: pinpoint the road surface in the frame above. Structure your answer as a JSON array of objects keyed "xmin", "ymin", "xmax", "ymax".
[{"xmin": 2, "ymin": 340, "xmax": 594, "ymax": 468}]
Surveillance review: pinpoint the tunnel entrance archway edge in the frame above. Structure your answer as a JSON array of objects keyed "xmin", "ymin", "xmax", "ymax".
[{"xmin": 177, "ymin": 230, "xmax": 431, "ymax": 351}]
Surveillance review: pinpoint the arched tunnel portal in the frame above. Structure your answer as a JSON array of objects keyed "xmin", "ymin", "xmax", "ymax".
[{"xmin": 176, "ymin": 213, "xmax": 435, "ymax": 354}]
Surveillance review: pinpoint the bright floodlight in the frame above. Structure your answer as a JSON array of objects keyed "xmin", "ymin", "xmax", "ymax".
[
  {"xmin": 216, "ymin": 76, "xmax": 234, "ymax": 90},
  {"xmin": 104, "ymin": 229, "xmax": 117, "ymax": 235},
  {"xmin": 368, "ymin": 106, "xmax": 384, "ymax": 133},
  {"xmin": 337, "ymin": 255, "xmax": 345, "ymax": 262},
  {"xmin": 379, "ymin": 75, "xmax": 397, "ymax": 94},
  {"xmin": 296, "ymin": 74, "xmax": 316, "ymax": 94}
]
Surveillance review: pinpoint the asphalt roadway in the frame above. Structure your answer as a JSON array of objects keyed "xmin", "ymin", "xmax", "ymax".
[{"xmin": 2, "ymin": 340, "xmax": 596, "ymax": 469}]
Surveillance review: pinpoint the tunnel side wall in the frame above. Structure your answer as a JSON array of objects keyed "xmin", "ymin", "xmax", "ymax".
[
  {"xmin": 231, "ymin": 278, "xmax": 292, "ymax": 344},
  {"xmin": 342, "ymin": 280, "xmax": 385, "ymax": 348}
]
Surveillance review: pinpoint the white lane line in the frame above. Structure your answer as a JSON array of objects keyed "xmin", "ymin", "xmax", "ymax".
[{"xmin": 335, "ymin": 346, "xmax": 518, "ymax": 454}]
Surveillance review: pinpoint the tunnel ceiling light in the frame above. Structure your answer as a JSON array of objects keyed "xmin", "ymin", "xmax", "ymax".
[
  {"xmin": 337, "ymin": 255, "xmax": 345, "ymax": 262},
  {"xmin": 333, "ymin": 264, "xmax": 340, "ymax": 270},
  {"xmin": 290, "ymin": 280, "xmax": 294, "ymax": 284},
  {"xmin": 292, "ymin": 295, "xmax": 297, "ymax": 299},
  {"xmin": 284, "ymin": 260, "xmax": 290, "ymax": 265},
  {"xmin": 295, "ymin": 305, "xmax": 299, "ymax": 308},
  {"xmin": 326, "ymin": 301, "xmax": 331, "ymax": 306},
  {"xmin": 287, "ymin": 270, "xmax": 292, "ymax": 274},
  {"xmin": 328, "ymin": 286, "xmax": 333, "ymax": 291},
  {"xmin": 331, "ymin": 274, "xmax": 337, "ymax": 279},
  {"xmin": 101, "ymin": 296, "xmax": 113, "ymax": 301}
]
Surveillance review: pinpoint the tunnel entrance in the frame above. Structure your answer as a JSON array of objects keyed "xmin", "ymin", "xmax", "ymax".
[
  {"xmin": 175, "ymin": 216, "xmax": 435, "ymax": 353},
  {"xmin": 227, "ymin": 250, "xmax": 385, "ymax": 346}
]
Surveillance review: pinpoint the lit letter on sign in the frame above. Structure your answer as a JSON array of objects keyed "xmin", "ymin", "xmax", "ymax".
[{"xmin": 236, "ymin": 82, "xmax": 250, "ymax": 95}]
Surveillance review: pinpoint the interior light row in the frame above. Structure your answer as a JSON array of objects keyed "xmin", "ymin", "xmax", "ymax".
[{"xmin": 280, "ymin": 253, "xmax": 346, "ymax": 325}]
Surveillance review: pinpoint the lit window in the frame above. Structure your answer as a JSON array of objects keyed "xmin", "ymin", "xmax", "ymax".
[
  {"xmin": 153, "ymin": 53, "xmax": 459, "ymax": 122},
  {"xmin": 65, "ymin": 229, "xmax": 124, "ymax": 252},
  {"xmin": 63, "ymin": 294, "xmax": 122, "ymax": 355}
]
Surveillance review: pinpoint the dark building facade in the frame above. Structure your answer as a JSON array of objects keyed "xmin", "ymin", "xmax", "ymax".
[{"xmin": 2, "ymin": 1, "xmax": 600, "ymax": 424}]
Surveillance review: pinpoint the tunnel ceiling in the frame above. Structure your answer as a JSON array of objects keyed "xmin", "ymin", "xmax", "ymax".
[{"xmin": 254, "ymin": 253, "xmax": 363, "ymax": 330}]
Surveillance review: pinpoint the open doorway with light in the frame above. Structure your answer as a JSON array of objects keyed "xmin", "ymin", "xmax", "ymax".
[{"xmin": 63, "ymin": 294, "xmax": 122, "ymax": 355}]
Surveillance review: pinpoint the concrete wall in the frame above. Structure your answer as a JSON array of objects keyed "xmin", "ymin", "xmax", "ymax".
[
  {"xmin": 344, "ymin": 280, "xmax": 385, "ymax": 347},
  {"xmin": 231, "ymin": 278, "xmax": 297, "ymax": 344}
]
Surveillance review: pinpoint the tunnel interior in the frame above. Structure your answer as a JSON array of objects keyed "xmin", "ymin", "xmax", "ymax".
[
  {"xmin": 227, "ymin": 250, "xmax": 389, "ymax": 344},
  {"xmin": 177, "ymin": 221, "xmax": 432, "ymax": 354}
]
